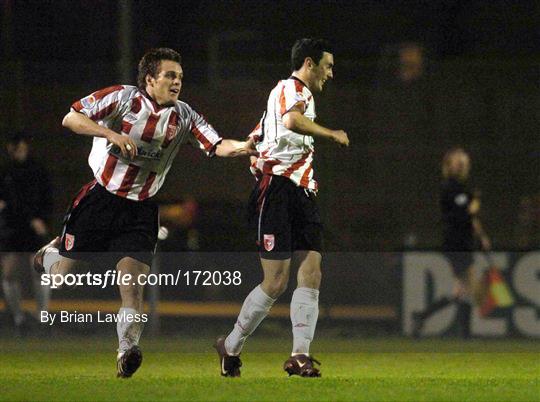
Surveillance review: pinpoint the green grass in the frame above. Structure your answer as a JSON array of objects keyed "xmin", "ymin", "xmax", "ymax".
[{"xmin": 0, "ymin": 337, "xmax": 538, "ymax": 401}]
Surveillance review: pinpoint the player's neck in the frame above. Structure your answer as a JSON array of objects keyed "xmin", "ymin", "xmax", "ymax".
[
  {"xmin": 291, "ymin": 72, "xmax": 311, "ymax": 91},
  {"xmin": 142, "ymin": 88, "xmax": 166, "ymax": 111}
]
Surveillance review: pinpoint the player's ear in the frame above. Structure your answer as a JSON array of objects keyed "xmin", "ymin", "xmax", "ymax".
[
  {"xmin": 145, "ymin": 73, "xmax": 155, "ymax": 87},
  {"xmin": 305, "ymin": 57, "xmax": 314, "ymax": 70}
]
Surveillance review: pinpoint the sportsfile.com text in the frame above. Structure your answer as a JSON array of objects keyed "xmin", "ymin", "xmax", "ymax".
[{"xmin": 41, "ymin": 270, "xmax": 242, "ymax": 289}]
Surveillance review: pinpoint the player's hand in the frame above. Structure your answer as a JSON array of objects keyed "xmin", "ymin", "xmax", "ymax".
[
  {"xmin": 244, "ymin": 137, "xmax": 259, "ymax": 157},
  {"xmin": 107, "ymin": 132, "xmax": 137, "ymax": 159},
  {"xmin": 331, "ymin": 130, "xmax": 349, "ymax": 147},
  {"xmin": 239, "ymin": 140, "xmax": 259, "ymax": 157}
]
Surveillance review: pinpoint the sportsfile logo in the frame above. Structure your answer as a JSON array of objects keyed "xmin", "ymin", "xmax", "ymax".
[{"xmin": 41, "ymin": 269, "xmax": 242, "ymax": 289}]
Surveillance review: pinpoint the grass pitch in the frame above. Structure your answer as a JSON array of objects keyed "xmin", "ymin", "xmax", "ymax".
[{"xmin": 0, "ymin": 336, "xmax": 537, "ymax": 401}]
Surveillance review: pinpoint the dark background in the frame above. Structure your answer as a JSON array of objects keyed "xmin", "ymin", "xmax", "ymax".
[{"xmin": 1, "ymin": 0, "xmax": 539, "ymax": 251}]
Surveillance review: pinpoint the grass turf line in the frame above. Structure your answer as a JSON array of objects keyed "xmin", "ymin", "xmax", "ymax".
[{"xmin": 0, "ymin": 337, "xmax": 537, "ymax": 401}]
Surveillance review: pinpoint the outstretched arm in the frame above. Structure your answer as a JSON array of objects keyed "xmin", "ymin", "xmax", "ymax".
[
  {"xmin": 282, "ymin": 106, "xmax": 349, "ymax": 147},
  {"xmin": 215, "ymin": 137, "xmax": 258, "ymax": 158},
  {"xmin": 62, "ymin": 111, "xmax": 137, "ymax": 159}
]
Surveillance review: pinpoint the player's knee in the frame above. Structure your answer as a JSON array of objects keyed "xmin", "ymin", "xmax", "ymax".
[
  {"xmin": 117, "ymin": 257, "xmax": 150, "ymax": 277},
  {"xmin": 263, "ymin": 277, "xmax": 288, "ymax": 298},
  {"xmin": 299, "ymin": 263, "xmax": 321, "ymax": 282}
]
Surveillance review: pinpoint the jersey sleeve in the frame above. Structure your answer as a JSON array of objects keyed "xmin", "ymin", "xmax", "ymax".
[
  {"xmin": 71, "ymin": 85, "xmax": 133, "ymax": 122},
  {"xmin": 188, "ymin": 108, "xmax": 223, "ymax": 157},
  {"xmin": 279, "ymin": 80, "xmax": 309, "ymax": 116}
]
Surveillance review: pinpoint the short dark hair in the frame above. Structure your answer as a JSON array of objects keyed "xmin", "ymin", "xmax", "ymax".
[
  {"xmin": 291, "ymin": 38, "xmax": 333, "ymax": 71},
  {"xmin": 137, "ymin": 48, "xmax": 182, "ymax": 89}
]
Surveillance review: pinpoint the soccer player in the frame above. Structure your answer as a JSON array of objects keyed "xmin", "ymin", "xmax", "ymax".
[
  {"xmin": 215, "ymin": 38, "xmax": 349, "ymax": 377},
  {"xmin": 412, "ymin": 148, "xmax": 491, "ymax": 338},
  {"xmin": 33, "ymin": 48, "xmax": 255, "ymax": 378},
  {"xmin": 0, "ymin": 133, "xmax": 53, "ymax": 334}
]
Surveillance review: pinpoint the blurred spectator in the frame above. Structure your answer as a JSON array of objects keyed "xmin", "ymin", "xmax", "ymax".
[
  {"xmin": 378, "ymin": 41, "xmax": 425, "ymax": 85},
  {"xmin": 398, "ymin": 42, "xmax": 424, "ymax": 83},
  {"xmin": 0, "ymin": 133, "xmax": 53, "ymax": 334},
  {"xmin": 413, "ymin": 148, "xmax": 490, "ymax": 338}
]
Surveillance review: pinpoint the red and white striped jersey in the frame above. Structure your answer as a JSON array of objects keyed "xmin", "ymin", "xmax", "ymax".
[
  {"xmin": 71, "ymin": 85, "xmax": 222, "ymax": 201},
  {"xmin": 249, "ymin": 77, "xmax": 318, "ymax": 191}
]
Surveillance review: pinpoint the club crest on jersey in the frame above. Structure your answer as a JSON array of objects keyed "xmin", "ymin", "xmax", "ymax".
[
  {"xmin": 263, "ymin": 234, "xmax": 275, "ymax": 251},
  {"xmin": 64, "ymin": 233, "xmax": 75, "ymax": 251},
  {"xmin": 81, "ymin": 95, "xmax": 96, "ymax": 109}
]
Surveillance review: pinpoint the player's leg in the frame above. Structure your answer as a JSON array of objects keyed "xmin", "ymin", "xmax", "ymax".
[
  {"xmin": 115, "ymin": 257, "xmax": 148, "ymax": 378},
  {"xmin": 34, "ymin": 237, "xmax": 88, "ymax": 288},
  {"xmin": 1, "ymin": 252, "xmax": 25, "ymax": 328},
  {"xmin": 111, "ymin": 198, "xmax": 158, "ymax": 378},
  {"xmin": 34, "ymin": 181, "xmax": 102, "ymax": 279},
  {"xmin": 282, "ymin": 250, "xmax": 322, "ymax": 377},
  {"xmin": 115, "ymin": 256, "xmax": 148, "ymax": 378},
  {"xmin": 291, "ymin": 250, "xmax": 321, "ymax": 354},
  {"xmin": 216, "ymin": 257, "xmax": 288, "ymax": 377},
  {"xmin": 224, "ymin": 257, "xmax": 290, "ymax": 354},
  {"xmin": 217, "ymin": 175, "xmax": 291, "ymax": 376},
  {"xmin": 284, "ymin": 186, "xmax": 323, "ymax": 377}
]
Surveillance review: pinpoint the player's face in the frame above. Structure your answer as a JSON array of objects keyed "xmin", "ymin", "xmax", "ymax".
[
  {"xmin": 310, "ymin": 52, "xmax": 334, "ymax": 93},
  {"xmin": 147, "ymin": 60, "xmax": 183, "ymax": 106}
]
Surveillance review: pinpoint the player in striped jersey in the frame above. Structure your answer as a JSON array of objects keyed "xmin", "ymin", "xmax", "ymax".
[
  {"xmin": 33, "ymin": 48, "xmax": 255, "ymax": 378},
  {"xmin": 216, "ymin": 39, "xmax": 349, "ymax": 377}
]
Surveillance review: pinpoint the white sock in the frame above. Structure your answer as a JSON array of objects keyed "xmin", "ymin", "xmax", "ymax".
[
  {"xmin": 290, "ymin": 287, "xmax": 319, "ymax": 355},
  {"xmin": 116, "ymin": 307, "xmax": 144, "ymax": 355},
  {"xmin": 43, "ymin": 247, "xmax": 61, "ymax": 275},
  {"xmin": 32, "ymin": 270, "xmax": 51, "ymax": 316},
  {"xmin": 225, "ymin": 285, "xmax": 275, "ymax": 355},
  {"xmin": 2, "ymin": 279, "xmax": 24, "ymax": 326}
]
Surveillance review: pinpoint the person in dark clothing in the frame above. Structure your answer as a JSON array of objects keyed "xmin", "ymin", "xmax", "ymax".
[
  {"xmin": 413, "ymin": 148, "xmax": 490, "ymax": 338},
  {"xmin": 0, "ymin": 133, "xmax": 53, "ymax": 333}
]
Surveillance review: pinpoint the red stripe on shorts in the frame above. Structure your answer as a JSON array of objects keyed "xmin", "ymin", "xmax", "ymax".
[
  {"xmin": 71, "ymin": 179, "xmax": 97, "ymax": 209},
  {"xmin": 256, "ymin": 175, "xmax": 272, "ymax": 213}
]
